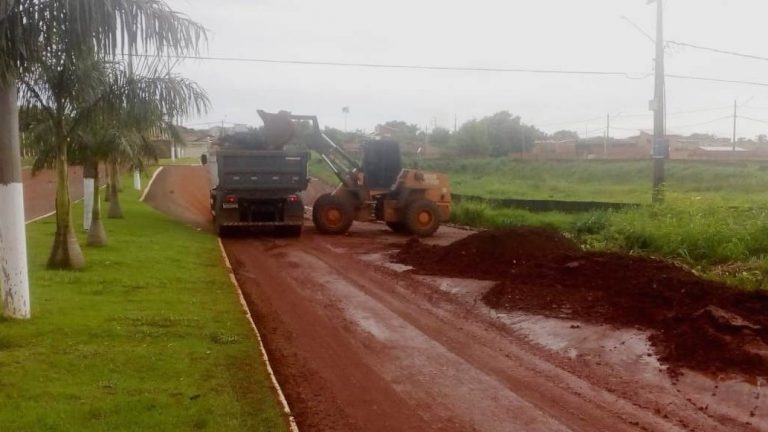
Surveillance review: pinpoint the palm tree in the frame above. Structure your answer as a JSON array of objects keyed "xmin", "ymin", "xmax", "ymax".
[
  {"xmin": 22, "ymin": 54, "xmax": 208, "ymax": 261},
  {"xmin": 0, "ymin": 0, "xmax": 206, "ymax": 317},
  {"xmin": 103, "ymin": 58, "xmax": 209, "ymax": 219}
]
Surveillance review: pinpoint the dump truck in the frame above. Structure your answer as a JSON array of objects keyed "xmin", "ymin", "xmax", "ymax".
[
  {"xmin": 202, "ymin": 148, "xmax": 310, "ymax": 237},
  {"xmin": 258, "ymin": 110, "xmax": 452, "ymax": 237}
]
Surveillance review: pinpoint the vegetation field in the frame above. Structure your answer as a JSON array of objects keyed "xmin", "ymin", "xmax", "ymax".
[
  {"xmin": 0, "ymin": 178, "xmax": 286, "ymax": 431},
  {"xmin": 422, "ymin": 158, "xmax": 768, "ymax": 206}
]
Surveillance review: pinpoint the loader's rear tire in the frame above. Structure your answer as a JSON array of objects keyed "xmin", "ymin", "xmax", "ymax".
[
  {"xmin": 313, "ymin": 194, "xmax": 354, "ymax": 235},
  {"xmin": 404, "ymin": 199, "xmax": 440, "ymax": 237},
  {"xmin": 386, "ymin": 222, "xmax": 409, "ymax": 234}
]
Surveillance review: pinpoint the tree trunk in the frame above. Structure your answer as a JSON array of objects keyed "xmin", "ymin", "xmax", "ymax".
[
  {"xmin": 47, "ymin": 127, "xmax": 85, "ymax": 269},
  {"xmin": 0, "ymin": 82, "xmax": 31, "ymax": 318},
  {"xmin": 108, "ymin": 160, "xmax": 123, "ymax": 218},
  {"xmin": 83, "ymin": 162, "xmax": 96, "ymax": 231},
  {"xmin": 87, "ymin": 161, "xmax": 107, "ymax": 246},
  {"xmin": 133, "ymin": 169, "xmax": 141, "ymax": 190}
]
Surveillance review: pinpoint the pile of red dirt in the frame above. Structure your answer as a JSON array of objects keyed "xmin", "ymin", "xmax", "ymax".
[
  {"xmin": 396, "ymin": 227, "xmax": 581, "ymax": 277},
  {"xmin": 396, "ymin": 228, "xmax": 768, "ymax": 377}
]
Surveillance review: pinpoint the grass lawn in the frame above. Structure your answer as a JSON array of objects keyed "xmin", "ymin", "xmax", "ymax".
[{"xmin": 0, "ymin": 176, "xmax": 287, "ymax": 431}]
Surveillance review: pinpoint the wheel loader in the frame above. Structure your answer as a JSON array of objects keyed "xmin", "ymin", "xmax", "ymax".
[{"xmin": 259, "ymin": 110, "xmax": 452, "ymax": 237}]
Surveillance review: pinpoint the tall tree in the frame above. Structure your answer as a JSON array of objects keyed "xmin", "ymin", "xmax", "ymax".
[
  {"xmin": 453, "ymin": 119, "xmax": 489, "ymax": 156},
  {"xmin": 551, "ymin": 130, "xmax": 579, "ymax": 141},
  {"xmin": 376, "ymin": 120, "xmax": 422, "ymax": 144},
  {"xmin": 0, "ymin": 0, "xmax": 206, "ymax": 317},
  {"xmin": 428, "ymin": 127, "xmax": 452, "ymax": 148}
]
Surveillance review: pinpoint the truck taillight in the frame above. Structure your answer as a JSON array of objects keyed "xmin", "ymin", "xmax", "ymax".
[
  {"xmin": 225, "ymin": 195, "xmax": 238, "ymax": 204},
  {"xmin": 287, "ymin": 195, "xmax": 300, "ymax": 203}
]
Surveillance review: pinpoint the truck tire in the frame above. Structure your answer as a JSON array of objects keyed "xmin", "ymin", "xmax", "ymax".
[
  {"xmin": 404, "ymin": 199, "xmax": 440, "ymax": 237},
  {"xmin": 313, "ymin": 194, "xmax": 354, "ymax": 235},
  {"xmin": 386, "ymin": 222, "xmax": 409, "ymax": 234}
]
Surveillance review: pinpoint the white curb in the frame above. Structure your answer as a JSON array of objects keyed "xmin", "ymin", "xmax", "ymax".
[
  {"xmin": 140, "ymin": 166, "xmax": 164, "ymax": 202},
  {"xmin": 217, "ymin": 239, "xmax": 300, "ymax": 432}
]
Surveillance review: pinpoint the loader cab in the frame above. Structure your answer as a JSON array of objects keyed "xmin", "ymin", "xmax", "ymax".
[{"xmin": 362, "ymin": 140, "xmax": 402, "ymax": 190}]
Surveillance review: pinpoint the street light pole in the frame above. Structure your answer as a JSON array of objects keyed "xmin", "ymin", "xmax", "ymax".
[{"xmin": 651, "ymin": 0, "xmax": 667, "ymax": 204}]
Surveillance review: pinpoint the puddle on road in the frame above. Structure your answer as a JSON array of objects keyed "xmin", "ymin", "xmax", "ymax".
[
  {"xmin": 405, "ymin": 272, "xmax": 768, "ymax": 428},
  {"xmin": 353, "ymin": 249, "xmax": 767, "ymax": 427},
  {"xmin": 360, "ymin": 252, "xmax": 413, "ymax": 272}
]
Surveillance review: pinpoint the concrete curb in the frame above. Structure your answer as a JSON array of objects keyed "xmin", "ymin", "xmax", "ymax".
[
  {"xmin": 217, "ymin": 239, "xmax": 300, "ymax": 432},
  {"xmin": 140, "ymin": 166, "xmax": 164, "ymax": 202}
]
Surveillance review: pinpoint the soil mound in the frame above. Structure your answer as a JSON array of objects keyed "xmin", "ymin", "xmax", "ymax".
[
  {"xmin": 397, "ymin": 229, "xmax": 768, "ymax": 377},
  {"xmin": 396, "ymin": 227, "xmax": 580, "ymax": 278}
]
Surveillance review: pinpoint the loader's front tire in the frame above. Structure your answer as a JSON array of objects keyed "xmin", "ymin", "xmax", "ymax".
[
  {"xmin": 313, "ymin": 194, "xmax": 354, "ymax": 235},
  {"xmin": 404, "ymin": 199, "xmax": 440, "ymax": 237}
]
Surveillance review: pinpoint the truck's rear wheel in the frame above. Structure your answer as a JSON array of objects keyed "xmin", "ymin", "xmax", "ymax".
[
  {"xmin": 404, "ymin": 199, "xmax": 440, "ymax": 237},
  {"xmin": 313, "ymin": 194, "xmax": 353, "ymax": 235}
]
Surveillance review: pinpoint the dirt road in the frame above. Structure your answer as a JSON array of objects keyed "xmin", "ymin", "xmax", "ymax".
[
  {"xmin": 22, "ymin": 167, "xmax": 84, "ymax": 221},
  {"xmin": 147, "ymin": 165, "xmax": 766, "ymax": 432}
]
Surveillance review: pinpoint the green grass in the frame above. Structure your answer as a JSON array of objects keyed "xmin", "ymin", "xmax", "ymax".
[
  {"xmin": 0, "ymin": 177, "xmax": 287, "ymax": 431},
  {"xmin": 423, "ymin": 158, "xmax": 768, "ymax": 206},
  {"xmin": 308, "ymin": 153, "xmax": 340, "ymax": 186}
]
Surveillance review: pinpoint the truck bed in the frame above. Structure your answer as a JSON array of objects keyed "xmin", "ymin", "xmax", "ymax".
[{"xmin": 214, "ymin": 150, "xmax": 309, "ymax": 193}]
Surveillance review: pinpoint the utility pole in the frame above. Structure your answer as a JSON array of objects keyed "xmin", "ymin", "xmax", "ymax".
[
  {"xmin": 604, "ymin": 113, "xmax": 610, "ymax": 159},
  {"xmin": 651, "ymin": 0, "xmax": 667, "ymax": 204},
  {"xmin": 733, "ymin": 99, "xmax": 738, "ymax": 151}
]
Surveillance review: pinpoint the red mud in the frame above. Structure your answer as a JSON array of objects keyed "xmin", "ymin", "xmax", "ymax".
[
  {"xmin": 22, "ymin": 167, "xmax": 84, "ymax": 221},
  {"xmin": 397, "ymin": 228, "xmax": 768, "ymax": 378},
  {"xmin": 146, "ymin": 166, "xmax": 768, "ymax": 431}
]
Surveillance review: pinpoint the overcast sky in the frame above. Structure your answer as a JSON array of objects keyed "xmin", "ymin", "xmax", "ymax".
[{"xmin": 165, "ymin": 0, "xmax": 768, "ymax": 139}]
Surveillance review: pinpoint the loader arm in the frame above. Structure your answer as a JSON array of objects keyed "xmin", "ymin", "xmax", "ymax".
[{"xmin": 258, "ymin": 110, "xmax": 361, "ymax": 189}]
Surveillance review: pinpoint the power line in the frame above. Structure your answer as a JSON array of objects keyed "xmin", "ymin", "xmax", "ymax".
[
  {"xmin": 130, "ymin": 52, "xmax": 768, "ymax": 88},
  {"xmin": 667, "ymin": 105, "xmax": 733, "ymax": 116},
  {"xmin": 740, "ymin": 105, "xmax": 768, "ymax": 112},
  {"xmin": 129, "ymin": 53, "xmax": 654, "ymax": 79},
  {"xmin": 667, "ymin": 74, "xmax": 768, "ymax": 88},
  {"xmin": 668, "ymin": 115, "xmax": 732, "ymax": 129},
  {"xmin": 739, "ymin": 116, "xmax": 768, "ymax": 125},
  {"xmin": 667, "ymin": 41, "xmax": 768, "ymax": 63}
]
